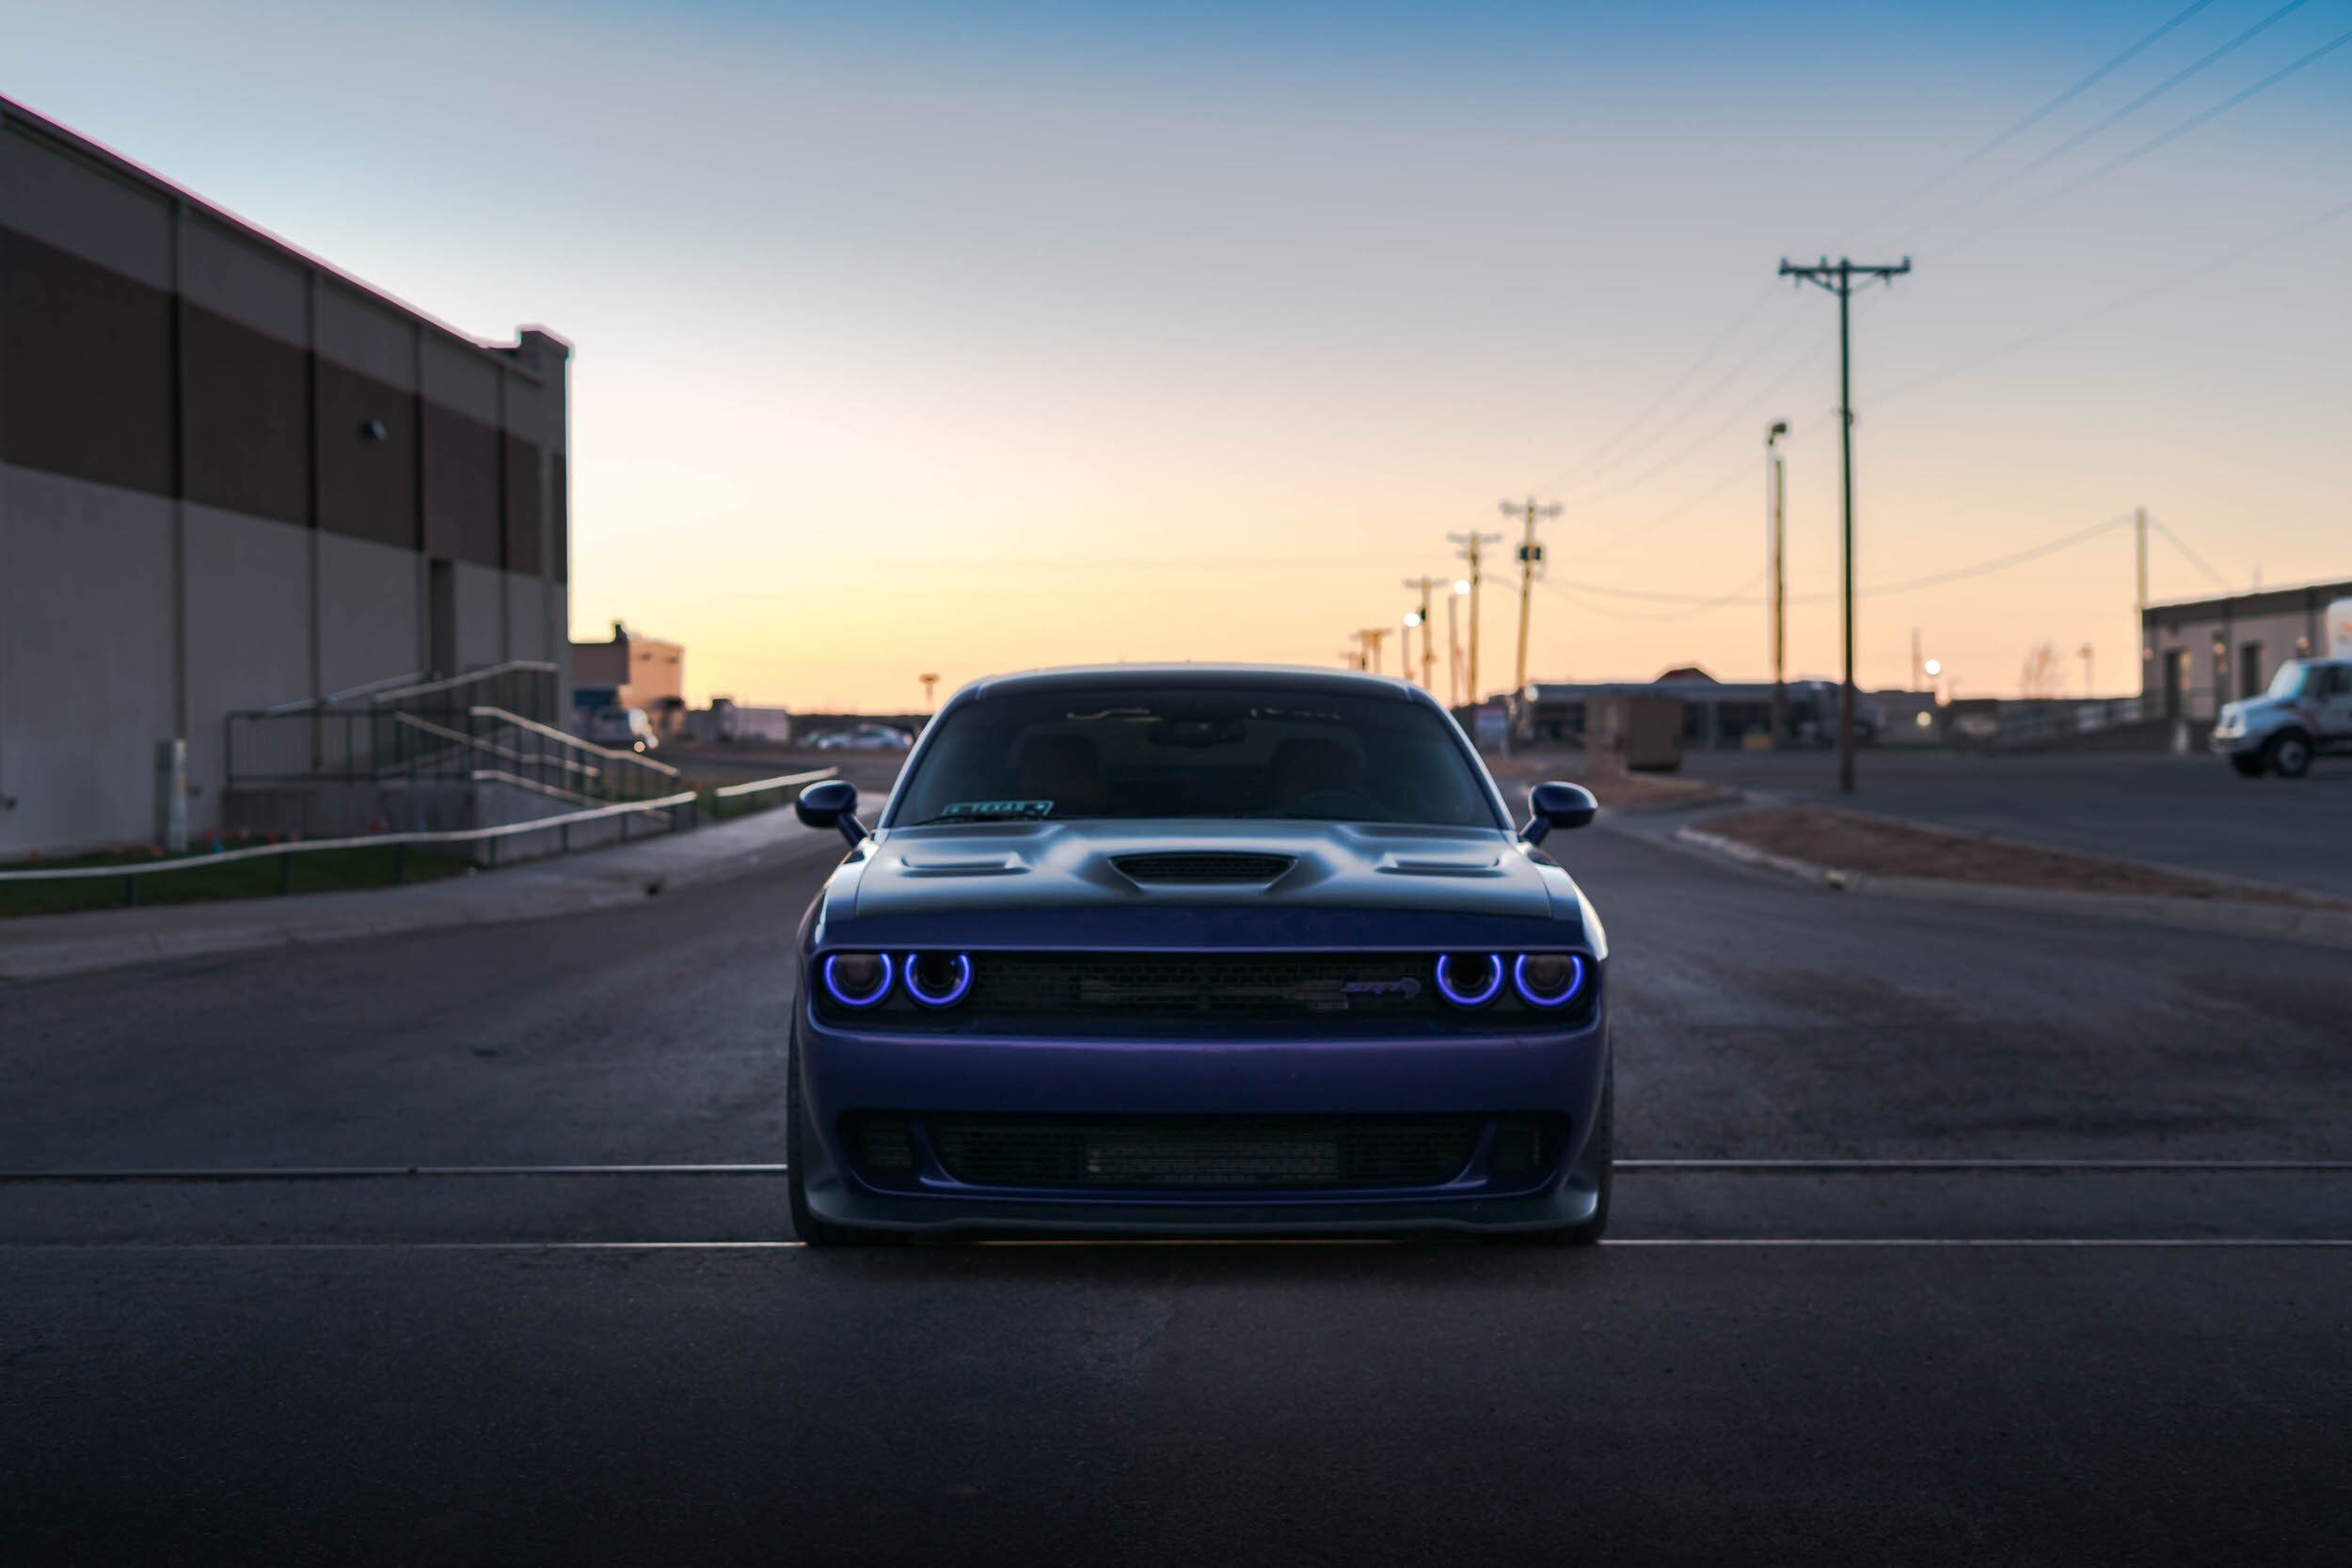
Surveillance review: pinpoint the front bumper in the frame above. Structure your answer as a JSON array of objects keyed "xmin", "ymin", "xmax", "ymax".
[
  {"xmin": 793, "ymin": 1007, "xmax": 1610, "ymax": 1236},
  {"xmin": 2210, "ymin": 727, "xmax": 2260, "ymax": 755}
]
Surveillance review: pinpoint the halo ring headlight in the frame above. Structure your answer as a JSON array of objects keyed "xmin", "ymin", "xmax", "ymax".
[
  {"xmin": 820, "ymin": 952, "xmax": 894, "ymax": 1008},
  {"xmin": 1513, "ymin": 952, "xmax": 1587, "ymax": 1009},
  {"xmin": 1434, "ymin": 952, "xmax": 1505, "ymax": 1009},
  {"xmin": 902, "ymin": 951, "xmax": 974, "ymax": 1008}
]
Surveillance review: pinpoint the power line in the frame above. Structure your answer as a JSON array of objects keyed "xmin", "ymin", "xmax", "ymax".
[
  {"xmin": 1877, "ymin": 192, "xmax": 2352, "ymax": 408},
  {"xmin": 1915, "ymin": 0, "xmax": 2314, "ymax": 245},
  {"xmin": 1851, "ymin": 0, "xmax": 2227, "ymax": 245},
  {"xmin": 1542, "ymin": 570, "xmax": 1766, "ymax": 624},
  {"xmin": 2054, "ymin": 23, "xmax": 2352, "ymax": 198},
  {"xmin": 1527, "ymin": 286, "xmax": 1781, "ymax": 493},
  {"xmin": 1565, "ymin": 514, "xmax": 2135, "ymax": 609},
  {"xmin": 1563, "ymin": 329, "xmax": 1836, "ymax": 507},
  {"xmin": 1950, "ymin": 23, "xmax": 2352, "ymax": 255},
  {"xmin": 1857, "ymin": 515, "xmax": 2134, "ymax": 597},
  {"xmin": 2148, "ymin": 515, "xmax": 2233, "ymax": 589},
  {"xmin": 1554, "ymin": 310, "xmax": 1817, "ymax": 495}
]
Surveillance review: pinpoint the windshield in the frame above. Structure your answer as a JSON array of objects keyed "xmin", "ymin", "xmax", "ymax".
[
  {"xmin": 2265, "ymin": 661, "xmax": 2311, "ymax": 700},
  {"xmin": 887, "ymin": 685, "xmax": 1502, "ymax": 829}
]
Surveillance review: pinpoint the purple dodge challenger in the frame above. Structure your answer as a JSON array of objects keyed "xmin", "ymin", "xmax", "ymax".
[{"xmin": 787, "ymin": 665, "xmax": 1610, "ymax": 1244}]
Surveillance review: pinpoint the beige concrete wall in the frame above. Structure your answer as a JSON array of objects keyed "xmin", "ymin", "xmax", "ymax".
[
  {"xmin": 0, "ymin": 463, "xmax": 177, "ymax": 854},
  {"xmin": 318, "ymin": 533, "xmax": 423, "ymax": 697},
  {"xmin": 183, "ymin": 501, "xmax": 312, "ymax": 817}
]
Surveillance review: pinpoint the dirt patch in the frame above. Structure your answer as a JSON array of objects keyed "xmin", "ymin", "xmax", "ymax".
[
  {"xmin": 1485, "ymin": 751, "xmax": 1725, "ymax": 812},
  {"xmin": 1700, "ymin": 805, "xmax": 2335, "ymax": 907}
]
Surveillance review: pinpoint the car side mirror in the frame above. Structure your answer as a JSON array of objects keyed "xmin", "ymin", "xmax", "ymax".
[
  {"xmin": 1520, "ymin": 781, "xmax": 1597, "ymax": 845},
  {"xmin": 795, "ymin": 779, "xmax": 867, "ymax": 847}
]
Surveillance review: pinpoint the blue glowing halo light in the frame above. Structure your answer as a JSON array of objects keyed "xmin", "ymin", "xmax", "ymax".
[
  {"xmin": 1513, "ymin": 952, "xmax": 1588, "ymax": 1009},
  {"xmin": 902, "ymin": 952, "xmax": 975, "ymax": 1008},
  {"xmin": 820, "ymin": 952, "xmax": 895, "ymax": 1008},
  {"xmin": 1433, "ymin": 952, "xmax": 1505, "ymax": 1008}
]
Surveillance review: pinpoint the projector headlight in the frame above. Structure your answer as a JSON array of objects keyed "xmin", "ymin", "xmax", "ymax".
[
  {"xmin": 1434, "ymin": 952, "xmax": 1505, "ymax": 1009},
  {"xmin": 902, "ymin": 951, "xmax": 974, "ymax": 1008},
  {"xmin": 820, "ymin": 952, "xmax": 894, "ymax": 1008},
  {"xmin": 1513, "ymin": 952, "xmax": 1587, "ymax": 1009}
]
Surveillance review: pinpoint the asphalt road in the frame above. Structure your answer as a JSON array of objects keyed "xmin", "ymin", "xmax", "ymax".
[
  {"xmin": 5, "ymin": 810, "xmax": 2350, "ymax": 1563},
  {"xmin": 1676, "ymin": 747, "xmax": 2352, "ymax": 898}
]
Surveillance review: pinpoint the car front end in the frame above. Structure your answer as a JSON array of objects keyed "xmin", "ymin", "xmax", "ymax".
[{"xmin": 785, "ymin": 667, "xmax": 1612, "ymax": 1243}]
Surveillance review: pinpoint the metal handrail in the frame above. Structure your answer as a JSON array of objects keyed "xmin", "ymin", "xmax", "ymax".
[
  {"xmin": 366, "ymin": 661, "xmax": 559, "ymax": 707},
  {"xmin": 395, "ymin": 712, "xmax": 607, "ymax": 784},
  {"xmin": 0, "ymin": 790, "xmax": 699, "ymax": 884},
  {"xmin": 259, "ymin": 670, "xmax": 431, "ymax": 718},
  {"xmin": 710, "ymin": 768, "xmax": 837, "ymax": 800},
  {"xmin": 470, "ymin": 705, "xmax": 682, "ymax": 779}
]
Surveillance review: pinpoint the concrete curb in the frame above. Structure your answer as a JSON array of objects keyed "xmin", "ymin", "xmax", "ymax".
[
  {"xmin": 0, "ymin": 808, "xmax": 846, "ymax": 984},
  {"xmin": 1672, "ymin": 824, "xmax": 2352, "ymax": 950}
]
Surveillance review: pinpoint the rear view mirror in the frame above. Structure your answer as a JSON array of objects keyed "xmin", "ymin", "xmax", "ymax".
[
  {"xmin": 1520, "ymin": 781, "xmax": 1597, "ymax": 844},
  {"xmin": 796, "ymin": 780, "xmax": 867, "ymax": 847}
]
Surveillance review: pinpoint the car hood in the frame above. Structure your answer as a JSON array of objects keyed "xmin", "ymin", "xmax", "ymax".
[{"xmin": 844, "ymin": 819, "xmax": 1560, "ymax": 921}]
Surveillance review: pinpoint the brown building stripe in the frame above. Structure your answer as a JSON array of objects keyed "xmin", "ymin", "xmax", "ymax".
[
  {"xmin": 0, "ymin": 226, "xmax": 173, "ymax": 496},
  {"xmin": 3, "ymin": 220, "xmax": 561, "ymax": 578}
]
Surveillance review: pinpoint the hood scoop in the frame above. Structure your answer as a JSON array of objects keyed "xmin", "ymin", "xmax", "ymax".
[{"xmin": 1112, "ymin": 851, "xmax": 1295, "ymax": 884}]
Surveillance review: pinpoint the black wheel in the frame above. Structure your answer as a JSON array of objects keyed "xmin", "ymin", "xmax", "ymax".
[
  {"xmin": 1495, "ymin": 1055, "xmax": 1612, "ymax": 1246},
  {"xmin": 787, "ymin": 1026, "xmax": 897, "ymax": 1247},
  {"xmin": 2265, "ymin": 732, "xmax": 2313, "ymax": 779},
  {"xmin": 2230, "ymin": 753, "xmax": 2265, "ymax": 778}
]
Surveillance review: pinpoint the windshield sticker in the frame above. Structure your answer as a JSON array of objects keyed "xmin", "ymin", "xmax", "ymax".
[{"xmin": 936, "ymin": 800, "xmax": 1056, "ymax": 820}]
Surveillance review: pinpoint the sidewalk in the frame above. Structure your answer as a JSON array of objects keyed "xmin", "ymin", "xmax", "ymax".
[{"xmin": 0, "ymin": 807, "xmax": 845, "ymax": 983}]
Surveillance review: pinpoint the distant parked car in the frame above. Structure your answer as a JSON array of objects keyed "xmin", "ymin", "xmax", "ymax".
[
  {"xmin": 585, "ymin": 705, "xmax": 660, "ymax": 753},
  {"xmin": 2211, "ymin": 659, "xmax": 2352, "ymax": 778},
  {"xmin": 814, "ymin": 725, "xmax": 914, "ymax": 752}
]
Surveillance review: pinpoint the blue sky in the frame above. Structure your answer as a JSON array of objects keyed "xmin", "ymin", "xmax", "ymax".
[{"xmin": 6, "ymin": 0, "xmax": 2347, "ymax": 705}]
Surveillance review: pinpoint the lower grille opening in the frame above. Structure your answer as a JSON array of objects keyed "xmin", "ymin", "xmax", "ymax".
[
  {"xmin": 845, "ymin": 1114, "xmax": 916, "ymax": 1172},
  {"xmin": 922, "ymin": 1114, "xmax": 1484, "ymax": 1191}
]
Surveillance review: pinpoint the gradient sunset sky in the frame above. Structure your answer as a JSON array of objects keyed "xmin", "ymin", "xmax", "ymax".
[{"xmin": 8, "ymin": 0, "xmax": 2348, "ymax": 708}]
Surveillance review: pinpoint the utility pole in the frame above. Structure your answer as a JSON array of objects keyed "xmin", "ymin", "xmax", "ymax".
[
  {"xmin": 1498, "ymin": 497, "xmax": 1560, "ymax": 703},
  {"xmin": 1778, "ymin": 255, "xmax": 1912, "ymax": 793},
  {"xmin": 1766, "ymin": 421, "xmax": 1789, "ymax": 748},
  {"xmin": 919, "ymin": 673, "xmax": 939, "ymax": 714},
  {"xmin": 1446, "ymin": 580, "xmax": 1467, "ymax": 708},
  {"xmin": 1402, "ymin": 577, "xmax": 1438, "ymax": 692},
  {"xmin": 1910, "ymin": 627, "xmax": 1924, "ymax": 691},
  {"xmin": 2134, "ymin": 505, "xmax": 2149, "ymax": 695},
  {"xmin": 1448, "ymin": 531, "xmax": 1502, "ymax": 705},
  {"xmin": 2079, "ymin": 642, "xmax": 2094, "ymax": 697},
  {"xmin": 1355, "ymin": 626, "xmax": 1389, "ymax": 675}
]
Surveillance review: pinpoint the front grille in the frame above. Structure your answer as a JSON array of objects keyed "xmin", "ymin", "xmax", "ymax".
[
  {"xmin": 810, "ymin": 951, "xmax": 1601, "ymax": 1032},
  {"xmin": 923, "ymin": 1114, "xmax": 1483, "ymax": 1190},
  {"xmin": 1113, "ymin": 852, "xmax": 1295, "ymax": 883},
  {"xmin": 969, "ymin": 953, "xmax": 1439, "ymax": 1020}
]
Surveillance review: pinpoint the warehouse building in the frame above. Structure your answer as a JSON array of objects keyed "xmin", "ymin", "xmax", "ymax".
[
  {"xmin": 2142, "ymin": 578, "xmax": 2352, "ymax": 722},
  {"xmin": 0, "ymin": 96, "xmax": 569, "ymax": 855}
]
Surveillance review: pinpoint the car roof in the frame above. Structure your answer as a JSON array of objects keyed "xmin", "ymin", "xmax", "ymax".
[{"xmin": 950, "ymin": 663, "xmax": 1426, "ymax": 705}]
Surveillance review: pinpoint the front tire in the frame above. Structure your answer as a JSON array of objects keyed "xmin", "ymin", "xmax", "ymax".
[
  {"xmin": 787, "ymin": 1025, "xmax": 898, "ymax": 1247},
  {"xmin": 2266, "ymin": 732, "xmax": 2313, "ymax": 779}
]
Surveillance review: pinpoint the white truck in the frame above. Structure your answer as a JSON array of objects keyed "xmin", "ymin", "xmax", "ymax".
[{"xmin": 2212, "ymin": 647, "xmax": 2352, "ymax": 779}]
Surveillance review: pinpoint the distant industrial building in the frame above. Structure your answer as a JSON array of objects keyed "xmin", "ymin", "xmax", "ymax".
[
  {"xmin": 2142, "ymin": 578, "xmax": 2352, "ymax": 722},
  {"xmin": 0, "ymin": 96, "xmax": 569, "ymax": 854},
  {"xmin": 1520, "ymin": 668, "xmax": 1867, "ymax": 751},
  {"xmin": 571, "ymin": 622, "xmax": 683, "ymax": 730}
]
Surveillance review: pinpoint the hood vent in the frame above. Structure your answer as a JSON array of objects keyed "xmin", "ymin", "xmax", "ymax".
[{"xmin": 1113, "ymin": 852, "xmax": 1295, "ymax": 883}]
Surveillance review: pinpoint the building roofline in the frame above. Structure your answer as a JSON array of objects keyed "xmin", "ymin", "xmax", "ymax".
[
  {"xmin": 0, "ymin": 93, "xmax": 564, "ymax": 379},
  {"xmin": 2142, "ymin": 578, "xmax": 2352, "ymax": 619}
]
